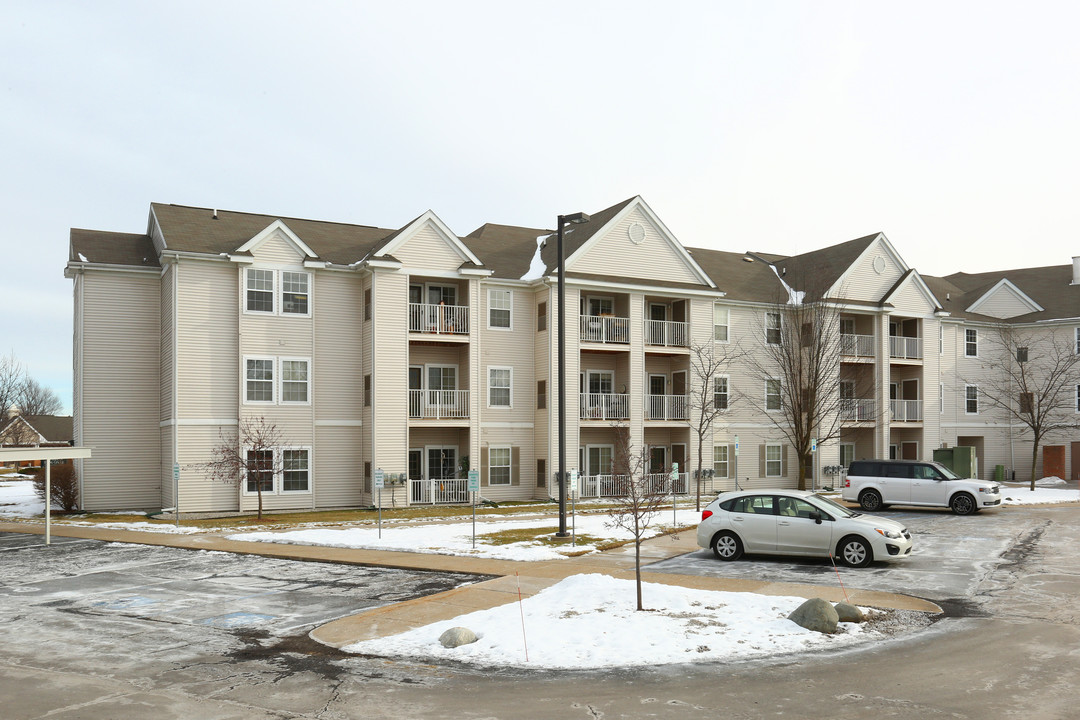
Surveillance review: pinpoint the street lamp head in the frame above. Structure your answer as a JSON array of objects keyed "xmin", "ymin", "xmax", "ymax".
[{"xmin": 559, "ymin": 212, "xmax": 590, "ymax": 225}]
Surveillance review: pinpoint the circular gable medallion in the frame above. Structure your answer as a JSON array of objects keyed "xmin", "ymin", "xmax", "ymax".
[
  {"xmin": 873, "ymin": 256, "xmax": 886, "ymax": 274},
  {"xmin": 628, "ymin": 222, "xmax": 646, "ymax": 245}
]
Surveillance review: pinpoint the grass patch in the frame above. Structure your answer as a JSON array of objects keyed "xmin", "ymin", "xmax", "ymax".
[{"xmin": 478, "ymin": 525, "xmax": 605, "ymax": 549}]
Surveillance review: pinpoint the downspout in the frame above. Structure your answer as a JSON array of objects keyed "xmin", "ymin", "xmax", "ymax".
[
  {"xmin": 173, "ymin": 259, "xmax": 179, "ymax": 512},
  {"xmin": 311, "ymin": 273, "xmax": 316, "ymax": 512},
  {"xmin": 370, "ymin": 270, "xmax": 376, "ymax": 506}
]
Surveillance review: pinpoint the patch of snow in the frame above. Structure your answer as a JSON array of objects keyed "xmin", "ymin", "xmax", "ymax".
[
  {"xmin": 770, "ymin": 265, "xmax": 805, "ymax": 305},
  {"xmin": 0, "ymin": 479, "xmax": 44, "ymax": 516},
  {"xmin": 519, "ymin": 234, "xmax": 550, "ymax": 281},
  {"xmin": 999, "ymin": 484, "xmax": 1080, "ymax": 505},
  {"xmin": 344, "ymin": 574, "xmax": 902, "ymax": 669},
  {"xmin": 77, "ymin": 252, "xmax": 88, "ymax": 262}
]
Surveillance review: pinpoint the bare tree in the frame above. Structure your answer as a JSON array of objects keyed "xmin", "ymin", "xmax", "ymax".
[
  {"xmin": 0, "ymin": 417, "xmax": 40, "ymax": 446},
  {"xmin": 605, "ymin": 425, "xmax": 670, "ymax": 611},
  {"xmin": 686, "ymin": 340, "xmax": 744, "ymax": 510},
  {"xmin": 744, "ymin": 275, "xmax": 848, "ymax": 490},
  {"xmin": 970, "ymin": 326, "xmax": 1080, "ymax": 490},
  {"xmin": 194, "ymin": 417, "xmax": 286, "ymax": 519},
  {"xmin": 16, "ymin": 378, "xmax": 62, "ymax": 417},
  {"xmin": 0, "ymin": 352, "xmax": 25, "ymax": 418}
]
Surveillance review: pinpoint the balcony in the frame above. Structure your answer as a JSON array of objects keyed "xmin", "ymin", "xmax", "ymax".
[
  {"xmin": 408, "ymin": 390, "xmax": 469, "ymax": 419},
  {"xmin": 644, "ymin": 394, "xmax": 689, "ymax": 421},
  {"xmin": 889, "ymin": 336, "xmax": 922, "ymax": 360},
  {"xmin": 580, "ymin": 315, "xmax": 629, "ymax": 344},
  {"xmin": 890, "ymin": 399, "xmax": 922, "ymax": 422},
  {"xmin": 840, "ymin": 333, "xmax": 875, "ymax": 358},
  {"xmin": 579, "ymin": 393, "xmax": 630, "ymax": 420},
  {"xmin": 409, "ymin": 303, "xmax": 469, "ymax": 335},
  {"xmin": 840, "ymin": 398, "xmax": 876, "ymax": 422},
  {"xmin": 645, "ymin": 320, "xmax": 688, "ymax": 348}
]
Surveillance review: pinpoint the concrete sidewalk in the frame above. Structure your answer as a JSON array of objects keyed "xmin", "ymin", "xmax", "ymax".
[{"xmin": 0, "ymin": 519, "xmax": 942, "ymax": 649}]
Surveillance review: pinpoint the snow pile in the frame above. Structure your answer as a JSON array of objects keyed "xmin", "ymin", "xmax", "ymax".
[
  {"xmin": 62, "ymin": 520, "xmax": 204, "ymax": 534},
  {"xmin": 519, "ymin": 233, "xmax": 550, "ymax": 281},
  {"xmin": 344, "ymin": 574, "xmax": 895, "ymax": 669},
  {"xmin": 999, "ymin": 482, "xmax": 1080, "ymax": 505},
  {"xmin": 227, "ymin": 510, "xmax": 700, "ymax": 561},
  {"xmin": 0, "ymin": 478, "xmax": 44, "ymax": 517}
]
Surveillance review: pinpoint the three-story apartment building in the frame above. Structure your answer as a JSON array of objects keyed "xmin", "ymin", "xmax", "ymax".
[{"xmin": 66, "ymin": 197, "xmax": 1080, "ymax": 512}]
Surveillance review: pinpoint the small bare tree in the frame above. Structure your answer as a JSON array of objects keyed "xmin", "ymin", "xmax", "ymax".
[
  {"xmin": 33, "ymin": 464, "xmax": 80, "ymax": 512},
  {"xmin": 970, "ymin": 326, "xmax": 1080, "ymax": 490},
  {"xmin": 195, "ymin": 417, "xmax": 285, "ymax": 519},
  {"xmin": 745, "ymin": 273, "xmax": 849, "ymax": 490},
  {"xmin": 686, "ymin": 340, "xmax": 744, "ymax": 510},
  {"xmin": 605, "ymin": 425, "xmax": 670, "ymax": 611}
]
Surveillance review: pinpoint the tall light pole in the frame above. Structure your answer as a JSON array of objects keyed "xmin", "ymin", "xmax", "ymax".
[{"xmin": 556, "ymin": 211, "xmax": 589, "ymax": 537}]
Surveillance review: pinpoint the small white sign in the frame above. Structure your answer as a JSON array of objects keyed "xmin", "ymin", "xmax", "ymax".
[
  {"xmin": 468, "ymin": 469, "xmax": 480, "ymax": 493},
  {"xmin": 568, "ymin": 469, "xmax": 579, "ymax": 493},
  {"xmin": 374, "ymin": 469, "xmax": 385, "ymax": 489}
]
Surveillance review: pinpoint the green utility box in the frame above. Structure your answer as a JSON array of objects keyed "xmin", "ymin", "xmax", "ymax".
[
  {"xmin": 933, "ymin": 446, "xmax": 978, "ymax": 478},
  {"xmin": 994, "ymin": 464, "xmax": 1005, "ymax": 483}
]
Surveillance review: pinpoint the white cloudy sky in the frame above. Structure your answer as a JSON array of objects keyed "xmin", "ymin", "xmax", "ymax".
[{"xmin": 5, "ymin": 1, "xmax": 1080, "ymax": 411}]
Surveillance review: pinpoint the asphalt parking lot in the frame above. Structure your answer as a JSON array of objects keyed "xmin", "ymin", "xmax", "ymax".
[{"xmin": 646, "ymin": 505, "xmax": 1044, "ymax": 607}]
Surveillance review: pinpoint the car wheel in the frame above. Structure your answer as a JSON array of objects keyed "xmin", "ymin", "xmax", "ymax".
[
  {"xmin": 858, "ymin": 489, "xmax": 883, "ymax": 512},
  {"xmin": 838, "ymin": 536, "xmax": 872, "ymax": 568},
  {"xmin": 712, "ymin": 531, "xmax": 743, "ymax": 561},
  {"xmin": 950, "ymin": 492, "xmax": 976, "ymax": 515}
]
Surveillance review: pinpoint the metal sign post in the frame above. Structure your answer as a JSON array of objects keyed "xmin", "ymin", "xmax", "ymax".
[
  {"xmin": 810, "ymin": 438, "xmax": 817, "ymax": 492},
  {"xmin": 468, "ymin": 469, "xmax": 480, "ymax": 549},
  {"xmin": 568, "ymin": 469, "xmax": 578, "ymax": 546},
  {"xmin": 670, "ymin": 462, "xmax": 679, "ymax": 526},
  {"xmin": 733, "ymin": 435, "xmax": 740, "ymax": 491},
  {"xmin": 374, "ymin": 469, "xmax": 384, "ymax": 538},
  {"xmin": 173, "ymin": 462, "xmax": 180, "ymax": 528}
]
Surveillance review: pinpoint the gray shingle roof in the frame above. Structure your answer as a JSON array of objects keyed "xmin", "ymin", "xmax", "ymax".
[
  {"xmin": 70, "ymin": 229, "xmax": 159, "ymax": 268},
  {"xmin": 928, "ymin": 264, "xmax": 1080, "ymax": 323}
]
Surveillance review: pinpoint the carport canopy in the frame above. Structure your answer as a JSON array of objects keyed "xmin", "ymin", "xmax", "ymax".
[{"xmin": 0, "ymin": 446, "xmax": 92, "ymax": 545}]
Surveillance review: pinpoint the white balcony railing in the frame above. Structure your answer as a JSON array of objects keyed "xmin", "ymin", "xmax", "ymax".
[
  {"xmin": 890, "ymin": 399, "xmax": 923, "ymax": 422},
  {"xmin": 840, "ymin": 398, "xmax": 876, "ymax": 422},
  {"xmin": 409, "ymin": 477, "xmax": 470, "ymax": 504},
  {"xmin": 576, "ymin": 473, "xmax": 689, "ymax": 498},
  {"xmin": 580, "ymin": 315, "xmax": 630, "ymax": 344},
  {"xmin": 645, "ymin": 320, "xmax": 689, "ymax": 347},
  {"xmin": 408, "ymin": 389, "xmax": 469, "ymax": 419},
  {"xmin": 889, "ymin": 336, "xmax": 923, "ymax": 360},
  {"xmin": 579, "ymin": 393, "xmax": 630, "ymax": 420},
  {"xmin": 840, "ymin": 333, "xmax": 875, "ymax": 358},
  {"xmin": 644, "ymin": 394, "xmax": 689, "ymax": 421},
  {"xmin": 409, "ymin": 303, "xmax": 469, "ymax": 335}
]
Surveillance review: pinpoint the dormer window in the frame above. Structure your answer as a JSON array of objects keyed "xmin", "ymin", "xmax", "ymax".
[{"xmin": 244, "ymin": 268, "xmax": 312, "ymax": 316}]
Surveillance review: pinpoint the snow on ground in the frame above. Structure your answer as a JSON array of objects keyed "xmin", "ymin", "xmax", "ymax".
[
  {"xmin": 227, "ymin": 509, "xmax": 701, "ymax": 560},
  {"xmin": 0, "ymin": 477, "xmax": 43, "ymax": 517},
  {"xmin": 344, "ymin": 573, "xmax": 896, "ymax": 669},
  {"xmin": 999, "ymin": 483, "xmax": 1080, "ymax": 504}
]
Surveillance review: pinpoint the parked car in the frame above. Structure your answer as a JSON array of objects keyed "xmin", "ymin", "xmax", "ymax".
[
  {"xmin": 696, "ymin": 489, "xmax": 912, "ymax": 568},
  {"xmin": 842, "ymin": 460, "xmax": 1001, "ymax": 515}
]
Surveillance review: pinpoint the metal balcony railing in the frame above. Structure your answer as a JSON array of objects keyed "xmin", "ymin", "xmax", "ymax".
[
  {"xmin": 644, "ymin": 394, "xmax": 689, "ymax": 421},
  {"xmin": 840, "ymin": 333, "xmax": 875, "ymax": 358},
  {"xmin": 408, "ymin": 389, "xmax": 469, "ymax": 419},
  {"xmin": 576, "ymin": 473, "xmax": 689, "ymax": 498},
  {"xmin": 890, "ymin": 399, "xmax": 923, "ymax": 422},
  {"xmin": 840, "ymin": 398, "xmax": 876, "ymax": 422},
  {"xmin": 579, "ymin": 393, "xmax": 630, "ymax": 420},
  {"xmin": 889, "ymin": 336, "xmax": 923, "ymax": 360},
  {"xmin": 580, "ymin": 315, "xmax": 630, "ymax": 344},
  {"xmin": 409, "ymin": 477, "xmax": 470, "ymax": 504},
  {"xmin": 645, "ymin": 319, "xmax": 689, "ymax": 347},
  {"xmin": 409, "ymin": 303, "xmax": 469, "ymax": 335}
]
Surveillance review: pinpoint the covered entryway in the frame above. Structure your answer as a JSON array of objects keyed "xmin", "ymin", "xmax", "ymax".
[{"xmin": 0, "ymin": 446, "xmax": 92, "ymax": 544}]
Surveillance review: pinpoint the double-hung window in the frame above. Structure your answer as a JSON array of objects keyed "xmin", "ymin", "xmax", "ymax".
[
  {"xmin": 245, "ymin": 358, "xmax": 275, "ymax": 403},
  {"xmin": 282, "ymin": 449, "xmax": 310, "ymax": 492},
  {"xmin": 244, "ymin": 268, "xmax": 312, "ymax": 316},
  {"xmin": 965, "ymin": 385, "xmax": 979, "ymax": 414},
  {"xmin": 281, "ymin": 272, "xmax": 309, "ymax": 314},
  {"xmin": 765, "ymin": 444, "xmax": 782, "ymax": 477},
  {"xmin": 713, "ymin": 305, "xmax": 729, "ymax": 342},
  {"xmin": 489, "ymin": 289, "xmax": 512, "ymax": 329},
  {"xmin": 713, "ymin": 445, "xmax": 728, "ymax": 478},
  {"xmin": 281, "ymin": 359, "xmax": 310, "ymax": 403},
  {"xmin": 489, "ymin": 367, "xmax": 512, "ymax": 407},
  {"xmin": 246, "ymin": 269, "xmax": 275, "ymax": 313},
  {"xmin": 965, "ymin": 329, "xmax": 978, "ymax": 357},
  {"xmin": 765, "ymin": 379, "xmax": 782, "ymax": 411},
  {"xmin": 245, "ymin": 449, "xmax": 275, "ymax": 493},
  {"xmin": 489, "ymin": 446, "xmax": 512, "ymax": 486},
  {"xmin": 765, "ymin": 312, "xmax": 782, "ymax": 345},
  {"xmin": 244, "ymin": 357, "xmax": 310, "ymax": 404},
  {"xmin": 713, "ymin": 376, "xmax": 729, "ymax": 410},
  {"xmin": 244, "ymin": 447, "xmax": 311, "ymax": 495}
]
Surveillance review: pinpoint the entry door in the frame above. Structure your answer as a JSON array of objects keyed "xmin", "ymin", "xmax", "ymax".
[
  {"xmin": 408, "ymin": 449, "xmax": 425, "ymax": 502},
  {"xmin": 672, "ymin": 371, "xmax": 687, "ymax": 418},
  {"xmin": 901, "ymin": 442, "xmax": 918, "ymax": 460},
  {"xmin": 1044, "ymin": 445, "xmax": 1066, "ymax": 479},
  {"xmin": 428, "ymin": 448, "xmax": 456, "ymax": 479},
  {"xmin": 671, "ymin": 444, "xmax": 687, "ymax": 472}
]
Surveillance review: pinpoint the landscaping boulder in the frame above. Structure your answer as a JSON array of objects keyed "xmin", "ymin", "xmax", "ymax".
[
  {"xmin": 788, "ymin": 598, "xmax": 839, "ymax": 634},
  {"xmin": 834, "ymin": 602, "xmax": 865, "ymax": 623},
  {"xmin": 439, "ymin": 627, "xmax": 478, "ymax": 648}
]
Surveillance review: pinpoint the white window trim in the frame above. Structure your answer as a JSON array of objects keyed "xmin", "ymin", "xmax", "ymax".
[
  {"xmin": 242, "ymin": 446, "xmax": 276, "ymax": 495},
  {"xmin": 584, "ymin": 295, "xmax": 615, "ymax": 316},
  {"xmin": 280, "ymin": 446, "xmax": 312, "ymax": 494},
  {"xmin": 487, "ymin": 288, "xmax": 513, "ymax": 330},
  {"xmin": 765, "ymin": 311, "xmax": 782, "ymax": 345},
  {"xmin": 488, "ymin": 445, "xmax": 512, "ymax": 486},
  {"xmin": 1075, "ymin": 384, "xmax": 1080, "ymax": 413},
  {"xmin": 243, "ymin": 267, "xmax": 312, "ymax": 318},
  {"xmin": 965, "ymin": 384, "xmax": 979, "ymax": 415},
  {"xmin": 840, "ymin": 443, "xmax": 855, "ymax": 468},
  {"xmin": 244, "ymin": 268, "xmax": 276, "ymax": 316},
  {"xmin": 1075, "ymin": 327, "xmax": 1080, "ymax": 355},
  {"xmin": 964, "ymin": 328, "xmax": 979, "ymax": 358},
  {"xmin": 280, "ymin": 270, "xmax": 312, "ymax": 317},
  {"xmin": 244, "ymin": 355, "xmax": 276, "ymax": 405},
  {"xmin": 713, "ymin": 444, "xmax": 729, "ymax": 478},
  {"xmin": 940, "ymin": 383, "xmax": 945, "ymax": 414},
  {"xmin": 765, "ymin": 442, "xmax": 783, "ymax": 477},
  {"xmin": 714, "ymin": 374, "xmax": 730, "ymax": 410},
  {"xmin": 765, "ymin": 378, "xmax": 782, "ymax": 412},
  {"xmin": 488, "ymin": 366, "xmax": 513, "ymax": 408},
  {"xmin": 279, "ymin": 357, "xmax": 312, "ymax": 405},
  {"xmin": 713, "ymin": 304, "xmax": 730, "ymax": 343}
]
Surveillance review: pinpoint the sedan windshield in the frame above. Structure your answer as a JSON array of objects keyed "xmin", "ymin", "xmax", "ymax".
[{"xmin": 810, "ymin": 493, "xmax": 857, "ymax": 518}]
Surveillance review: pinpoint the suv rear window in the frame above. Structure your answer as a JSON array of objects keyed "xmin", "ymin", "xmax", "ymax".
[{"xmin": 848, "ymin": 461, "xmax": 878, "ymax": 476}]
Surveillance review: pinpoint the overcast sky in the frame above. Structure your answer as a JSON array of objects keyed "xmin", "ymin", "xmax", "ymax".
[{"xmin": 5, "ymin": 1, "xmax": 1080, "ymax": 413}]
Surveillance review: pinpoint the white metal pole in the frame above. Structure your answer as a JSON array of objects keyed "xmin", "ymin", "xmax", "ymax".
[{"xmin": 45, "ymin": 461, "xmax": 51, "ymax": 545}]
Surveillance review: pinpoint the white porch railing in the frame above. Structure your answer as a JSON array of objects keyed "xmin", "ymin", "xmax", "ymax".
[
  {"xmin": 409, "ymin": 477, "xmax": 470, "ymax": 504},
  {"xmin": 579, "ymin": 393, "xmax": 630, "ymax": 420},
  {"xmin": 840, "ymin": 333, "xmax": 875, "ymax": 357},
  {"xmin": 889, "ymin": 336, "xmax": 923, "ymax": 360},
  {"xmin": 580, "ymin": 315, "xmax": 630, "ymax": 344},
  {"xmin": 409, "ymin": 303, "xmax": 469, "ymax": 335},
  {"xmin": 644, "ymin": 394, "xmax": 689, "ymax": 421},
  {"xmin": 408, "ymin": 389, "xmax": 469, "ymax": 419},
  {"xmin": 890, "ymin": 399, "xmax": 923, "ymax": 422},
  {"xmin": 840, "ymin": 398, "xmax": 876, "ymax": 422},
  {"xmin": 645, "ymin": 319, "xmax": 689, "ymax": 347},
  {"xmin": 576, "ymin": 472, "xmax": 689, "ymax": 498}
]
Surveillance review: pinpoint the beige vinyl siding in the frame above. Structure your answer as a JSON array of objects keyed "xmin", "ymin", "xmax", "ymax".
[
  {"xmin": 533, "ymin": 286, "xmax": 550, "ymax": 494},
  {"xmin": 371, "ymin": 271, "xmax": 409, "ymax": 473},
  {"xmin": 479, "ymin": 284, "xmax": 534, "ymax": 422},
  {"xmin": 841, "ymin": 242, "xmax": 904, "ymax": 302},
  {"xmin": 250, "ymin": 231, "xmax": 305, "ymax": 265},
  {"xmin": 391, "ymin": 224, "xmax": 466, "ymax": 271},
  {"xmin": 571, "ymin": 207, "xmax": 702, "ymax": 285},
  {"xmin": 79, "ymin": 270, "xmax": 161, "ymax": 511},
  {"xmin": 890, "ymin": 281, "xmax": 936, "ymax": 315},
  {"xmin": 361, "ymin": 274, "xmax": 373, "ymax": 504},
  {"xmin": 160, "ymin": 263, "xmax": 175, "ymax": 423},
  {"xmin": 178, "ymin": 424, "xmax": 239, "ymax": 512},
  {"xmin": 160, "ymin": 426, "xmax": 175, "ymax": 508},
  {"xmin": 970, "ymin": 287, "xmax": 1032, "ymax": 319},
  {"xmin": 177, "ymin": 262, "xmax": 239, "ymax": 419},
  {"xmin": 477, "ymin": 430, "xmax": 531, "ymax": 502}
]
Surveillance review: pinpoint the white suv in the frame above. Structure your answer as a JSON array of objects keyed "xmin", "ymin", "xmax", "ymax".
[{"xmin": 842, "ymin": 460, "xmax": 1001, "ymax": 515}]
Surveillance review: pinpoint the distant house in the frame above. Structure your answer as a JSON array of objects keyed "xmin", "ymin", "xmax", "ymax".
[{"xmin": 0, "ymin": 415, "xmax": 74, "ymax": 468}]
